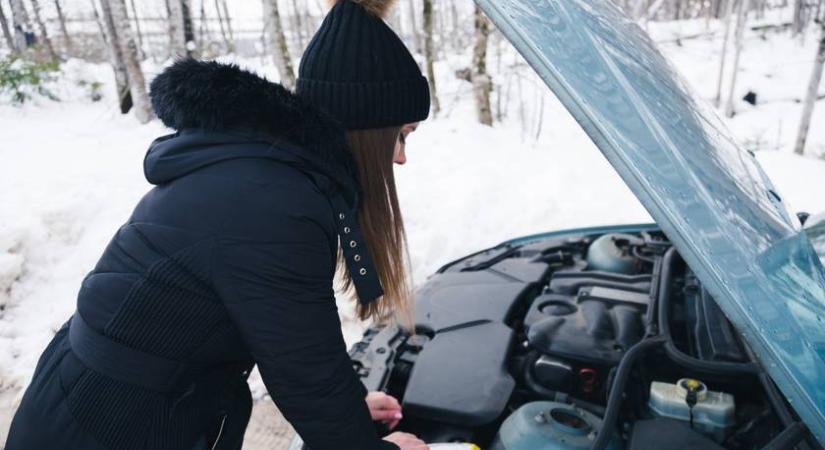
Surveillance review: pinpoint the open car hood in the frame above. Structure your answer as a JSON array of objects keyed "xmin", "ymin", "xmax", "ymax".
[{"xmin": 476, "ymin": 0, "xmax": 825, "ymax": 442}]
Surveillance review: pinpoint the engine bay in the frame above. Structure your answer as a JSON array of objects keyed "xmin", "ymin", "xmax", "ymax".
[{"xmin": 345, "ymin": 228, "xmax": 818, "ymax": 450}]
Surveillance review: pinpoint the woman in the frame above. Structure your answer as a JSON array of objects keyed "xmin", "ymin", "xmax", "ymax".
[{"xmin": 5, "ymin": 1, "xmax": 430, "ymax": 449}]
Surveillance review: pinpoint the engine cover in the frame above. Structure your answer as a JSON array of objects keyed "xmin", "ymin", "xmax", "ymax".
[{"xmin": 525, "ymin": 269, "xmax": 653, "ymax": 366}]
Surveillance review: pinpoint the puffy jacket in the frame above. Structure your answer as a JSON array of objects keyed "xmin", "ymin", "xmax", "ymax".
[{"xmin": 5, "ymin": 59, "xmax": 396, "ymax": 450}]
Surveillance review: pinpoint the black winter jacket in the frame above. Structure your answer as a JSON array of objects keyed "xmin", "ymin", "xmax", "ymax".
[{"xmin": 5, "ymin": 60, "xmax": 396, "ymax": 450}]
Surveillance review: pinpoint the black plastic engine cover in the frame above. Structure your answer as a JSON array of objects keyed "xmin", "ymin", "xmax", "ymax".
[
  {"xmin": 402, "ymin": 321, "xmax": 515, "ymax": 426},
  {"xmin": 399, "ymin": 250, "xmax": 549, "ymax": 426},
  {"xmin": 416, "ymin": 253, "xmax": 549, "ymax": 331},
  {"xmin": 525, "ymin": 270, "xmax": 652, "ymax": 366}
]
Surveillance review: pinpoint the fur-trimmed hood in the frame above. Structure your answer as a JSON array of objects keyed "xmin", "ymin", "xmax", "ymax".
[{"xmin": 145, "ymin": 59, "xmax": 358, "ymax": 200}]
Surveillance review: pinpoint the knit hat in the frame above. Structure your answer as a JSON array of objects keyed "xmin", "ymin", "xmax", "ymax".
[{"xmin": 296, "ymin": 0, "xmax": 431, "ymax": 130}]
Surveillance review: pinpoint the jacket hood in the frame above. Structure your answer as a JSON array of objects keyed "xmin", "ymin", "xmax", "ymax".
[{"xmin": 145, "ymin": 59, "xmax": 358, "ymax": 199}]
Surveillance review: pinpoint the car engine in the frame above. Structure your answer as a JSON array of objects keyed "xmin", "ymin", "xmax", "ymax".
[{"xmin": 306, "ymin": 229, "xmax": 815, "ymax": 450}]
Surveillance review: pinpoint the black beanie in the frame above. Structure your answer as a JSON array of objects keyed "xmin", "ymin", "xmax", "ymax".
[{"xmin": 296, "ymin": 0, "xmax": 431, "ymax": 130}]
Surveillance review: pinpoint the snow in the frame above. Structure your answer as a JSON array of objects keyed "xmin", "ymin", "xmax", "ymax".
[{"xmin": 1, "ymin": 14, "xmax": 825, "ymax": 410}]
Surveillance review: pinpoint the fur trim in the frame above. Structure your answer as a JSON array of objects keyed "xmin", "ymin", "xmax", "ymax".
[
  {"xmin": 149, "ymin": 58, "xmax": 354, "ymax": 179},
  {"xmin": 326, "ymin": 0, "xmax": 397, "ymax": 18}
]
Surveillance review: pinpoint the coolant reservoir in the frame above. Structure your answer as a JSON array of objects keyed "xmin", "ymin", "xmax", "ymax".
[
  {"xmin": 648, "ymin": 379, "xmax": 735, "ymax": 442},
  {"xmin": 586, "ymin": 234, "xmax": 638, "ymax": 274},
  {"xmin": 489, "ymin": 401, "xmax": 619, "ymax": 450}
]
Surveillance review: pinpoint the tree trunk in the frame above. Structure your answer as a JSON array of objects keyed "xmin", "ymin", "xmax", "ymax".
[
  {"xmin": 407, "ymin": 0, "xmax": 422, "ymax": 54},
  {"xmin": 9, "ymin": 0, "xmax": 32, "ymax": 54},
  {"xmin": 105, "ymin": 0, "xmax": 153, "ymax": 123},
  {"xmin": 262, "ymin": 0, "xmax": 296, "ymax": 89},
  {"xmin": 181, "ymin": 0, "xmax": 196, "ymax": 56},
  {"xmin": 291, "ymin": 0, "xmax": 305, "ymax": 50},
  {"xmin": 794, "ymin": 25, "xmax": 825, "ymax": 155},
  {"xmin": 97, "ymin": 0, "xmax": 132, "ymax": 113},
  {"xmin": 724, "ymin": 0, "xmax": 748, "ymax": 118},
  {"xmin": 54, "ymin": 0, "xmax": 72, "ymax": 54},
  {"xmin": 0, "ymin": 2, "xmax": 18, "ymax": 54},
  {"xmin": 166, "ymin": 0, "xmax": 186, "ymax": 58},
  {"xmin": 714, "ymin": 0, "xmax": 736, "ymax": 107},
  {"xmin": 422, "ymin": 0, "xmax": 440, "ymax": 115},
  {"xmin": 792, "ymin": 0, "xmax": 805, "ymax": 35},
  {"xmin": 220, "ymin": 0, "xmax": 233, "ymax": 43},
  {"xmin": 449, "ymin": 0, "xmax": 460, "ymax": 51},
  {"xmin": 472, "ymin": 5, "xmax": 493, "ymax": 126},
  {"xmin": 198, "ymin": 0, "xmax": 207, "ymax": 52},
  {"xmin": 30, "ymin": 0, "xmax": 58, "ymax": 60},
  {"xmin": 214, "ymin": 0, "xmax": 234, "ymax": 52},
  {"xmin": 129, "ymin": 0, "xmax": 145, "ymax": 59}
]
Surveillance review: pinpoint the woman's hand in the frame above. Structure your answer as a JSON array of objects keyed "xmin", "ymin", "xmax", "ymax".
[
  {"xmin": 366, "ymin": 391, "xmax": 403, "ymax": 429},
  {"xmin": 383, "ymin": 432, "xmax": 429, "ymax": 450}
]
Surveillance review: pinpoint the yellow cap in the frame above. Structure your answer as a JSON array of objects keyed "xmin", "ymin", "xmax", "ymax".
[{"xmin": 685, "ymin": 379, "xmax": 702, "ymax": 390}]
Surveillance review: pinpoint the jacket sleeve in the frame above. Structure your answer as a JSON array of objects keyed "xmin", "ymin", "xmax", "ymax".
[{"xmin": 211, "ymin": 188, "xmax": 398, "ymax": 450}]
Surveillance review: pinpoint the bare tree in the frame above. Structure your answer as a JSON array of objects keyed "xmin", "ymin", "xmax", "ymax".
[
  {"xmin": 214, "ymin": 0, "xmax": 234, "ymax": 52},
  {"xmin": 9, "ymin": 0, "xmax": 32, "ymax": 54},
  {"xmin": 262, "ymin": 0, "xmax": 296, "ymax": 89},
  {"xmin": 0, "ymin": 1, "xmax": 17, "ymax": 54},
  {"xmin": 794, "ymin": 22, "xmax": 825, "ymax": 155},
  {"xmin": 128, "ymin": 0, "xmax": 145, "ymax": 59},
  {"xmin": 714, "ymin": 0, "xmax": 736, "ymax": 107},
  {"xmin": 181, "ymin": 0, "xmax": 196, "ymax": 55},
  {"xmin": 472, "ymin": 5, "xmax": 493, "ymax": 126},
  {"xmin": 290, "ymin": 0, "xmax": 306, "ymax": 49},
  {"xmin": 724, "ymin": 0, "xmax": 749, "ymax": 118},
  {"xmin": 53, "ymin": 0, "xmax": 72, "ymax": 54},
  {"xmin": 792, "ymin": 0, "xmax": 805, "ymax": 35},
  {"xmin": 104, "ymin": 0, "xmax": 153, "ymax": 123},
  {"xmin": 29, "ymin": 0, "xmax": 58, "ymax": 60},
  {"xmin": 448, "ymin": 0, "xmax": 461, "ymax": 51},
  {"xmin": 422, "ymin": 0, "xmax": 440, "ymax": 115},
  {"xmin": 166, "ymin": 0, "xmax": 186, "ymax": 57},
  {"xmin": 407, "ymin": 0, "xmax": 422, "ymax": 54},
  {"xmin": 96, "ymin": 0, "xmax": 132, "ymax": 113}
]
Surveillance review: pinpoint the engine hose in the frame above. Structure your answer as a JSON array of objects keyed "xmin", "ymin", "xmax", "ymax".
[
  {"xmin": 657, "ymin": 247, "xmax": 761, "ymax": 375},
  {"xmin": 589, "ymin": 336, "xmax": 667, "ymax": 450}
]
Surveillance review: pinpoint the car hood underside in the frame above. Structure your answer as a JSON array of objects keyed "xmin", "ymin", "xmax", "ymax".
[{"xmin": 475, "ymin": 0, "xmax": 825, "ymax": 442}]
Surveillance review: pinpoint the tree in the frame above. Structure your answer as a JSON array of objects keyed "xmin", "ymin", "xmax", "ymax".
[
  {"xmin": 724, "ymin": 0, "xmax": 749, "ymax": 118},
  {"xmin": 0, "ymin": 1, "xmax": 17, "ymax": 55},
  {"xmin": 794, "ymin": 22, "xmax": 825, "ymax": 155},
  {"xmin": 714, "ymin": 0, "xmax": 736, "ymax": 107},
  {"xmin": 792, "ymin": 0, "xmax": 805, "ymax": 35},
  {"xmin": 214, "ymin": 0, "xmax": 234, "ymax": 52},
  {"xmin": 422, "ymin": 0, "xmax": 440, "ymax": 115},
  {"xmin": 53, "ymin": 0, "xmax": 72, "ymax": 54},
  {"xmin": 103, "ymin": 0, "xmax": 153, "ymax": 123},
  {"xmin": 96, "ymin": 0, "xmax": 132, "ymax": 113},
  {"xmin": 262, "ymin": 0, "xmax": 296, "ymax": 89},
  {"xmin": 407, "ymin": 0, "xmax": 422, "ymax": 54},
  {"xmin": 9, "ymin": 0, "xmax": 32, "ymax": 55},
  {"xmin": 181, "ymin": 0, "xmax": 196, "ymax": 55},
  {"xmin": 166, "ymin": 0, "xmax": 187, "ymax": 58},
  {"xmin": 472, "ymin": 5, "xmax": 493, "ymax": 126},
  {"xmin": 290, "ymin": 0, "xmax": 306, "ymax": 49},
  {"xmin": 129, "ymin": 0, "xmax": 145, "ymax": 59},
  {"xmin": 30, "ymin": 0, "xmax": 58, "ymax": 61}
]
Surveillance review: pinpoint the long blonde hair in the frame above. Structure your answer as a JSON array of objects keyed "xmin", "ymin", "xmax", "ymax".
[{"xmin": 340, "ymin": 127, "xmax": 413, "ymax": 328}]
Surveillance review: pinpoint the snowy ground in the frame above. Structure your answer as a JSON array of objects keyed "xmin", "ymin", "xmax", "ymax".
[{"xmin": 1, "ymin": 12, "xmax": 825, "ymax": 448}]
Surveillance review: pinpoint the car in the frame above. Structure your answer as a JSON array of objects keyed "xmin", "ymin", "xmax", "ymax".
[{"xmin": 289, "ymin": 0, "xmax": 825, "ymax": 449}]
